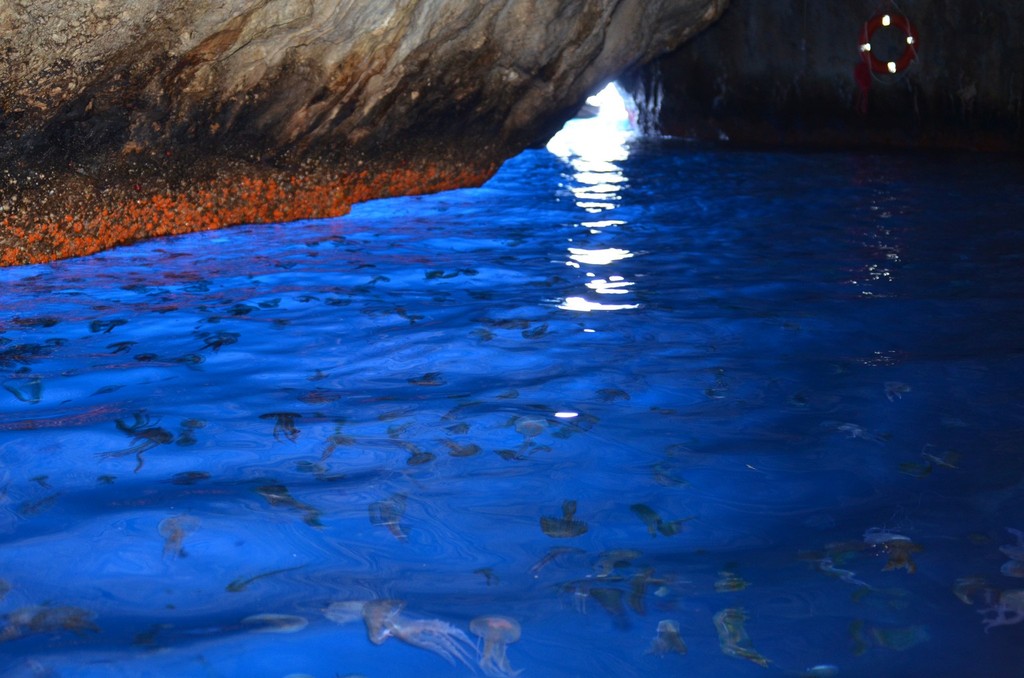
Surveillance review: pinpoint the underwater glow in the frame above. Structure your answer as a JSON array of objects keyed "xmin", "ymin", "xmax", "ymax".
[{"xmin": 1, "ymin": 137, "xmax": 1023, "ymax": 677}]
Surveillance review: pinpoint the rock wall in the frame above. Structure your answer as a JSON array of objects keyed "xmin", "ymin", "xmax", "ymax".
[
  {"xmin": 620, "ymin": 0, "xmax": 1024, "ymax": 150},
  {"xmin": 0, "ymin": 0, "xmax": 727, "ymax": 266}
]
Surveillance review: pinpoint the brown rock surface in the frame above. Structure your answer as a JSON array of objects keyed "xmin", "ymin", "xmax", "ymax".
[{"xmin": 0, "ymin": 0, "xmax": 726, "ymax": 266}]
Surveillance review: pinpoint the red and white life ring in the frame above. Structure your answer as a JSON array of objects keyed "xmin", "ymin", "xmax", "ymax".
[{"xmin": 859, "ymin": 12, "xmax": 919, "ymax": 74}]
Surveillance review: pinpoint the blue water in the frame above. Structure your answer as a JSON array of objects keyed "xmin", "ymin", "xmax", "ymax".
[{"xmin": 2, "ymin": 116, "xmax": 1024, "ymax": 677}]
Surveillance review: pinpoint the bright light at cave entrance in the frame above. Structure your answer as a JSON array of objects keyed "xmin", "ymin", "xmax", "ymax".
[
  {"xmin": 585, "ymin": 82, "xmax": 630, "ymax": 124},
  {"xmin": 546, "ymin": 82, "xmax": 633, "ymax": 161}
]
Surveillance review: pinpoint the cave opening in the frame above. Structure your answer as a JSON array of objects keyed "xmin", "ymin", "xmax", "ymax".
[
  {"xmin": 582, "ymin": 81, "xmax": 631, "ymax": 126},
  {"xmin": 545, "ymin": 81, "xmax": 633, "ymax": 161}
]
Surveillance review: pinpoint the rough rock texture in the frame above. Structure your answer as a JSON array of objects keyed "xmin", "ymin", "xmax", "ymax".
[
  {"xmin": 0, "ymin": 0, "xmax": 727, "ymax": 266},
  {"xmin": 620, "ymin": 0, "xmax": 1024, "ymax": 150}
]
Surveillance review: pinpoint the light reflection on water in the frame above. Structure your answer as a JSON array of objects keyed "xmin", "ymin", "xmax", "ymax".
[
  {"xmin": 1, "ymin": 136, "xmax": 1024, "ymax": 676},
  {"xmin": 547, "ymin": 88, "xmax": 641, "ymax": 315}
]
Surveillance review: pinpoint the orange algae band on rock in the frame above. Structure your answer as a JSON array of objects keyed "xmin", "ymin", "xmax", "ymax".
[{"xmin": 1, "ymin": 162, "xmax": 495, "ymax": 267}]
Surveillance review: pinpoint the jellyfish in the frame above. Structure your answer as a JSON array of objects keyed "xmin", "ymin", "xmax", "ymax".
[
  {"xmin": 593, "ymin": 549, "xmax": 641, "ymax": 577},
  {"xmin": 511, "ymin": 416, "xmax": 547, "ymax": 453},
  {"xmin": 259, "ymin": 412, "xmax": 302, "ymax": 443},
  {"xmin": 540, "ymin": 500, "xmax": 588, "ymax": 538},
  {"xmin": 1002, "ymin": 528, "xmax": 1024, "ymax": 560},
  {"xmin": 158, "ymin": 514, "xmax": 200, "ymax": 558},
  {"xmin": 256, "ymin": 483, "xmax": 322, "ymax": 527},
  {"xmin": 368, "ymin": 494, "xmax": 408, "ymax": 541},
  {"xmin": 1002, "ymin": 560, "xmax": 1024, "ymax": 578},
  {"xmin": 630, "ymin": 504, "xmax": 662, "ymax": 537},
  {"xmin": 443, "ymin": 439, "xmax": 481, "ymax": 457},
  {"xmin": 952, "ymin": 576, "xmax": 990, "ymax": 605},
  {"xmin": 713, "ymin": 607, "xmax": 770, "ymax": 667},
  {"xmin": 1, "ymin": 605, "xmax": 99, "ymax": 642},
  {"xmin": 514, "ymin": 417, "xmax": 546, "ymax": 439},
  {"xmin": 589, "ymin": 588, "xmax": 629, "ymax": 629},
  {"xmin": 98, "ymin": 412, "xmax": 174, "ymax": 472},
  {"xmin": 880, "ymin": 538, "xmax": 922, "ymax": 574},
  {"xmin": 470, "ymin": 615, "xmax": 522, "ymax": 677},
  {"xmin": 240, "ymin": 613, "xmax": 308, "ymax": 634},
  {"xmin": 647, "ymin": 619, "xmax": 687, "ymax": 656},
  {"xmin": 714, "ymin": 570, "xmax": 750, "ymax": 592},
  {"xmin": 980, "ymin": 589, "xmax": 1024, "ymax": 631},
  {"xmin": 361, "ymin": 600, "xmax": 476, "ymax": 668},
  {"xmin": 884, "ymin": 381, "xmax": 911, "ymax": 401},
  {"xmin": 323, "ymin": 600, "xmax": 369, "ymax": 626}
]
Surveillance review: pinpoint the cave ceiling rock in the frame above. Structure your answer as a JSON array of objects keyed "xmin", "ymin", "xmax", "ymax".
[
  {"xmin": 2, "ymin": 0, "xmax": 726, "ymax": 157},
  {"xmin": 0, "ymin": 0, "xmax": 726, "ymax": 266}
]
